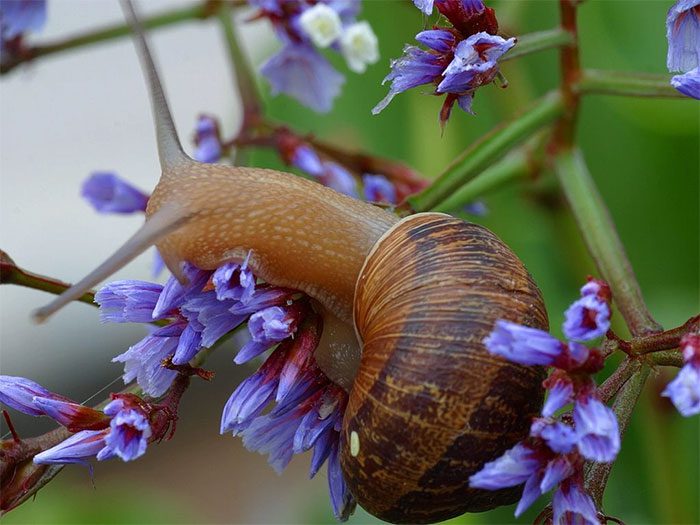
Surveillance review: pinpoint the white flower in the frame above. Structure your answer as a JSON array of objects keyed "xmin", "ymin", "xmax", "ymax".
[
  {"xmin": 340, "ymin": 21, "xmax": 379, "ymax": 73},
  {"xmin": 299, "ymin": 4, "xmax": 342, "ymax": 48}
]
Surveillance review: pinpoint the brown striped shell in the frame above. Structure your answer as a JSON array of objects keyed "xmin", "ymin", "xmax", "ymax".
[{"xmin": 341, "ymin": 213, "xmax": 548, "ymax": 524}]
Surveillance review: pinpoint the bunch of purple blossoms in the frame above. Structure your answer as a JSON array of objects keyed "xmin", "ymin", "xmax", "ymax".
[
  {"xmin": 0, "ymin": 0, "xmax": 46, "ymax": 57},
  {"xmin": 0, "ymin": 377, "xmax": 157, "ymax": 464},
  {"xmin": 373, "ymin": 0, "xmax": 515, "ymax": 127},
  {"xmin": 248, "ymin": 0, "xmax": 379, "ymax": 113},
  {"xmin": 666, "ymin": 0, "xmax": 700, "ymax": 99},
  {"xmin": 470, "ymin": 278, "xmax": 617, "ymax": 524}
]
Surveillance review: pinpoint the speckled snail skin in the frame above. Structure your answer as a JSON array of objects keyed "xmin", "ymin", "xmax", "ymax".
[{"xmin": 34, "ymin": 2, "xmax": 549, "ymax": 524}]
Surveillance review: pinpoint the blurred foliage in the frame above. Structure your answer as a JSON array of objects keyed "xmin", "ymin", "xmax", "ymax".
[{"xmin": 2, "ymin": 1, "xmax": 698, "ymax": 524}]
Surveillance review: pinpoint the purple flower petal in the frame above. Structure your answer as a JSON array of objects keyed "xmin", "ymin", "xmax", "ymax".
[
  {"xmin": 469, "ymin": 443, "xmax": 540, "ymax": 489},
  {"xmin": 542, "ymin": 379, "xmax": 574, "ymax": 417},
  {"xmin": 292, "ymin": 144, "xmax": 324, "ymax": 177},
  {"xmin": 662, "ymin": 363, "xmax": 700, "ymax": 416},
  {"xmin": 260, "ymin": 44, "xmax": 344, "ymax": 113},
  {"xmin": 531, "ymin": 419, "xmax": 577, "ymax": 454},
  {"xmin": 514, "ymin": 470, "xmax": 544, "ymax": 518},
  {"xmin": 95, "ymin": 280, "xmax": 164, "ymax": 323},
  {"xmin": 0, "ymin": 375, "xmax": 55, "ymax": 416},
  {"xmin": 412, "ymin": 0, "xmax": 434, "ymax": 15},
  {"xmin": 552, "ymin": 482, "xmax": 600, "ymax": 525},
  {"xmin": 483, "ymin": 320, "xmax": 565, "ymax": 366},
  {"xmin": 540, "ymin": 456, "xmax": 574, "ymax": 493},
  {"xmin": 666, "ymin": 0, "xmax": 700, "ymax": 72},
  {"xmin": 320, "ymin": 162, "xmax": 358, "ymax": 197},
  {"xmin": 33, "ymin": 429, "xmax": 107, "ymax": 466},
  {"xmin": 573, "ymin": 397, "xmax": 620, "ymax": 462},
  {"xmin": 81, "ymin": 172, "xmax": 149, "ymax": 214},
  {"xmin": 101, "ymin": 408, "xmax": 151, "ymax": 462},
  {"xmin": 327, "ymin": 441, "xmax": 356, "ymax": 520},
  {"xmin": 562, "ymin": 295, "xmax": 610, "ymax": 342},
  {"xmin": 363, "ymin": 174, "xmax": 396, "ymax": 204},
  {"xmin": 415, "ymin": 29, "xmax": 456, "ymax": 53},
  {"xmin": 152, "ymin": 263, "xmax": 210, "ymax": 318},
  {"xmin": 1, "ymin": 0, "xmax": 46, "ymax": 40},
  {"xmin": 671, "ymin": 66, "xmax": 700, "ymax": 99}
]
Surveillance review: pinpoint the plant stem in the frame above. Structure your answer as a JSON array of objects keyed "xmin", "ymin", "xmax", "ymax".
[
  {"xmin": 218, "ymin": 3, "xmax": 262, "ymax": 128},
  {"xmin": 551, "ymin": 0, "xmax": 581, "ymax": 150},
  {"xmin": 553, "ymin": 149, "xmax": 662, "ymax": 337},
  {"xmin": 597, "ymin": 358, "xmax": 642, "ymax": 404},
  {"xmin": 431, "ymin": 148, "xmax": 533, "ymax": 212},
  {"xmin": 0, "ymin": 250, "xmax": 95, "ymax": 308},
  {"xmin": 408, "ymin": 91, "xmax": 564, "ymax": 212},
  {"xmin": 585, "ymin": 366, "xmax": 651, "ymax": 507},
  {"xmin": 0, "ymin": 2, "xmax": 229, "ymax": 75},
  {"xmin": 578, "ymin": 69, "xmax": 686, "ymax": 98},
  {"xmin": 502, "ymin": 28, "xmax": 575, "ymax": 63},
  {"xmin": 651, "ymin": 351, "xmax": 684, "ymax": 368}
]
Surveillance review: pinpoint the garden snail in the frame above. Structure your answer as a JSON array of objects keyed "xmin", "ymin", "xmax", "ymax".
[{"xmin": 34, "ymin": 1, "xmax": 549, "ymax": 523}]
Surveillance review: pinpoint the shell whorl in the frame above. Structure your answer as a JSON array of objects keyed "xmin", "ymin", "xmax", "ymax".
[{"xmin": 341, "ymin": 213, "xmax": 548, "ymax": 524}]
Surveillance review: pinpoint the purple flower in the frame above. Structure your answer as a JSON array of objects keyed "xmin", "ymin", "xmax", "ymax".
[
  {"xmin": 0, "ymin": 0, "xmax": 46, "ymax": 41},
  {"xmin": 180, "ymin": 291, "xmax": 245, "ymax": 351},
  {"xmin": 372, "ymin": 46, "xmax": 446, "ymax": 114},
  {"xmin": 95, "ymin": 280, "xmax": 164, "ymax": 323},
  {"xmin": 671, "ymin": 66, "xmax": 700, "ymax": 99},
  {"xmin": 0, "ymin": 375, "xmax": 58, "ymax": 416},
  {"xmin": 662, "ymin": 363, "xmax": 700, "ymax": 416},
  {"xmin": 327, "ymin": 441, "xmax": 356, "ymax": 520},
  {"xmin": 666, "ymin": 0, "xmax": 700, "ymax": 73},
  {"xmin": 193, "ymin": 115, "xmax": 222, "ymax": 163},
  {"xmin": 412, "ymin": 0, "xmax": 435, "ymax": 15},
  {"xmin": 98, "ymin": 401, "xmax": 151, "ymax": 462},
  {"xmin": 483, "ymin": 320, "xmax": 565, "ymax": 366},
  {"xmin": 542, "ymin": 378, "xmax": 574, "ymax": 417},
  {"xmin": 437, "ymin": 32, "xmax": 515, "ymax": 95},
  {"xmin": 463, "ymin": 200, "xmax": 488, "ymax": 216},
  {"xmin": 469, "ymin": 442, "xmax": 540, "ymax": 490},
  {"xmin": 220, "ymin": 366, "xmax": 280, "ymax": 435},
  {"xmin": 563, "ymin": 294, "xmax": 610, "ymax": 342},
  {"xmin": 81, "ymin": 172, "xmax": 149, "ymax": 214},
  {"xmin": 33, "ymin": 429, "xmax": 108, "ymax": 467},
  {"xmin": 552, "ymin": 481, "xmax": 600, "ymax": 525},
  {"xmin": 212, "ymin": 257, "xmax": 255, "ymax": 303},
  {"xmin": 151, "ymin": 263, "xmax": 210, "ymax": 318},
  {"xmin": 531, "ymin": 419, "xmax": 577, "ymax": 455},
  {"xmin": 236, "ymin": 306, "xmax": 301, "ymax": 364},
  {"xmin": 291, "ymin": 144, "xmax": 324, "ymax": 177},
  {"xmin": 112, "ymin": 326, "xmax": 180, "ymax": 397},
  {"xmin": 416, "ymin": 29, "xmax": 457, "ymax": 54},
  {"xmin": 363, "ymin": 174, "xmax": 396, "ymax": 204},
  {"xmin": 260, "ymin": 44, "xmax": 345, "ymax": 113},
  {"xmin": 32, "ymin": 397, "xmax": 108, "ymax": 431},
  {"xmin": 321, "ymin": 162, "xmax": 358, "ymax": 197},
  {"xmin": 229, "ymin": 286, "xmax": 294, "ymax": 316},
  {"xmin": 573, "ymin": 398, "xmax": 620, "ymax": 462}
]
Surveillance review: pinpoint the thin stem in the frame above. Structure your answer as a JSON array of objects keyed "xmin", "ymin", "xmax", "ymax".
[
  {"xmin": 651, "ymin": 351, "xmax": 684, "ymax": 368},
  {"xmin": 585, "ymin": 366, "xmax": 651, "ymax": 506},
  {"xmin": 431, "ymin": 147, "xmax": 536, "ymax": 212},
  {"xmin": 579, "ymin": 69, "xmax": 686, "ymax": 99},
  {"xmin": 597, "ymin": 358, "xmax": 642, "ymax": 404},
  {"xmin": 0, "ymin": 250, "xmax": 95, "ymax": 308},
  {"xmin": 218, "ymin": 3, "xmax": 263, "ymax": 128},
  {"xmin": 409, "ymin": 91, "xmax": 564, "ymax": 212},
  {"xmin": 550, "ymin": 0, "xmax": 581, "ymax": 151},
  {"xmin": 502, "ymin": 28, "xmax": 575, "ymax": 63},
  {"xmin": 635, "ymin": 315, "xmax": 699, "ymax": 354},
  {"xmin": 553, "ymin": 149, "xmax": 662, "ymax": 337},
  {"xmin": 0, "ymin": 2, "xmax": 228, "ymax": 75}
]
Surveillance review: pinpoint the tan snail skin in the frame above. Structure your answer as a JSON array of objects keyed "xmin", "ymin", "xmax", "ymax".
[{"xmin": 34, "ymin": 1, "xmax": 549, "ymax": 523}]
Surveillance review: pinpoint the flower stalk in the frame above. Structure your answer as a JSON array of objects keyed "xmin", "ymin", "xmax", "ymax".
[
  {"xmin": 502, "ymin": 28, "xmax": 575, "ymax": 62},
  {"xmin": 579, "ymin": 69, "xmax": 688, "ymax": 98}
]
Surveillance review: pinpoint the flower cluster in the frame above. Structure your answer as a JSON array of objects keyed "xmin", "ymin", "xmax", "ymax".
[
  {"xmin": 249, "ymin": 0, "xmax": 379, "ymax": 112},
  {"xmin": 471, "ymin": 279, "xmax": 617, "ymax": 524},
  {"xmin": 662, "ymin": 333, "xmax": 700, "ymax": 416},
  {"xmin": 0, "ymin": 376, "xmax": 153, "ymax": 464},
  {"xmin": 0, "ymin": 0, "xmax": 46, "ymax": 57},
  {"xmin": 373, "ymin": 0, "xmax": 514, "ymax": 127},
  {"xmin": 193, "ymin": 114, "xmax": 224, "ymax": 163},
  {"xmin": 99, "ymin": 260, "xmax": 354, "ymax": 519},
  {"xmin": 666, "ymin": 0, "xmax": 700, "ymax": 99}
]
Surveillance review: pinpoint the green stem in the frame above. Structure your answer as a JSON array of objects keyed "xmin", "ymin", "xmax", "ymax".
[
  {"xmin": 409, "ymin": 91, "xmax": 564, "ymax": 212},
  {"xmin": 502, "ymin": 28, "xmax": 575, "ymax": 62},
  {"xmin": 585, "ymin": 366, "xmax": 651, "ymax": 507},
  {"xmin": 0, "ymin": 2, "xmax": 226, "ymax": 75},
  {"xmin": 553, "ymin": 149, "xmax": 662, "ymax": 337},
  {"xmin": 218, "ymin": 3, "xmax": 263, "ymax": 127},
  {"xmin": 431, "ymin": 148, "xmax": 533, "ymax": 212},
  {"xmin": 0, "ymin": 251, "xmax": 95, "ymax": 307},
  {"xmin": 651, "ymin": 350, "xmax": 684, "ymax": 368},
  {"xmin": 579, "ymin": 69, "xmax": 686, "ymax": 99}
]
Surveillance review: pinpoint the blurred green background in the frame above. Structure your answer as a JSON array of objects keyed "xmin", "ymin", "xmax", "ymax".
[{"xmin": 1, "ymin": 0, "xmax": 698, "ymax": 524}]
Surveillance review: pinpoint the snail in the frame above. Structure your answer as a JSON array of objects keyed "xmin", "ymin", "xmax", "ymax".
[{"xmin": 34, "ymin": 1, "xmax": 549, "ymax": 523}]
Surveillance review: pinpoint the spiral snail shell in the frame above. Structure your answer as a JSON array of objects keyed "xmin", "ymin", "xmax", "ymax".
[{"xmin": 34, "ymin": 3, "xmax": 549, "ymax": 523}]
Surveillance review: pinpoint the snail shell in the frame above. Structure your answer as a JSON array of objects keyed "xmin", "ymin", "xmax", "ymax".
[{"xmin": 341, "ymin": 213, "xmax": 548, "ymax": 524}]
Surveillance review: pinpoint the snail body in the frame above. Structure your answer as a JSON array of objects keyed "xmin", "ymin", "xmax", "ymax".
[{"xmin": 35, "ymin": 3, "xmax": 549, "ymax": 523}]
